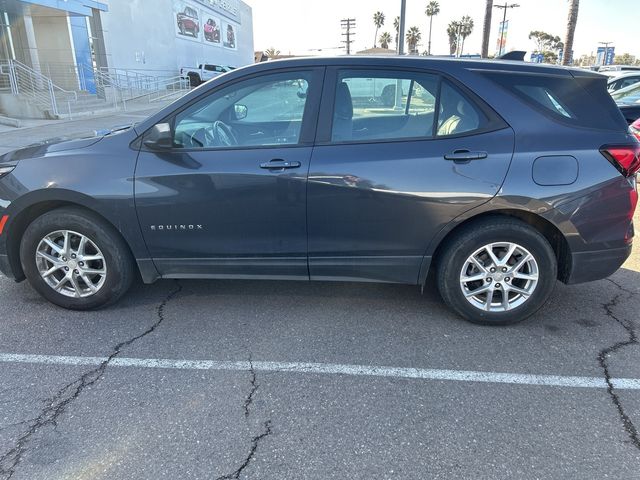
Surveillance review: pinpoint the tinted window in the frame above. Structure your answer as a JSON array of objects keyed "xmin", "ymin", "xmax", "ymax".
[
  {"xmin": 483, "ymin": 71, "xmax": 627, "ymax": 131},
  {"xmin": 173, "ymin": 72, "xmax": 314, "ymax": 149},
  {"xmin": 331, "ymin": 70, "xmax": 488, "ymax": 142},
  {"xmin": 437, "ymin": 81, "xmax": 485, "ymax": 136}
]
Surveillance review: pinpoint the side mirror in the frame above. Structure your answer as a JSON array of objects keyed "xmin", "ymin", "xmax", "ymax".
[
  {"xmin": 234, "ymin": 104, "xmax": 248, "ymax": 121},
  {"xmin": 143, "ymin": 123, "xmax": 173, "ymax": 150}
]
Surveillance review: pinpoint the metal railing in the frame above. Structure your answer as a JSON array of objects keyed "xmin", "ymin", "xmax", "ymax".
[
  {"xmin": 0, "ymin": 61, "xmax": 190, "ymax": 119},
  {"xmin": 0, "ymin": 60, "xmax": 77, "ymax": 117}
]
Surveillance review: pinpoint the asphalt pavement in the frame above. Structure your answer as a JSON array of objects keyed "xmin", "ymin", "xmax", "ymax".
[{"xmin": 0, "ymin": 111, "xmax": 639, "ymax": 479}]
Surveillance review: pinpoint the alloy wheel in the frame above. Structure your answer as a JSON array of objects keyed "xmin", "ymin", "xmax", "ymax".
[
  {"xmin": 35, "ymin": 230, "xmax": 107, "ymax": 298},
  {"xmin": 459, "ymin": 242, "xmax": 539, "ymax": 312}
]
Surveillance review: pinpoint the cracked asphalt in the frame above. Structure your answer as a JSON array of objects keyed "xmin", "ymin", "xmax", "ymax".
[{"xmin": 0, "ymin": 114, "xmax": 640, "ymax": 478}]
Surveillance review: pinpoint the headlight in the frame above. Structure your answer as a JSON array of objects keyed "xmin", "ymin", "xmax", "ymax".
[{"xmin": 0, "ymin": 165, "xmax": 15, "ymax": 179}]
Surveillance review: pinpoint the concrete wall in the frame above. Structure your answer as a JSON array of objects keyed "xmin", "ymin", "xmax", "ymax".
[
  {"xmin": 100, "ymin": 0, "xmax": 253, "ymax": 74},
  {"xmin": 31, "ymin": 14, "xmax": 78, "ymax": 89}
]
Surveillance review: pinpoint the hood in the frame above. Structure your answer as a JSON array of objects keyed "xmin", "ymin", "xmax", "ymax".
[{"xmin": 0, "ymin": 124, "xmax": 134, "ymax": 163}]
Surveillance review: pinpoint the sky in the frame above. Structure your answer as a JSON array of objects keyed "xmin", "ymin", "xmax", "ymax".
[{"xmin": 243, "ymin": 0, "xmax": 637, "ymax": 59}]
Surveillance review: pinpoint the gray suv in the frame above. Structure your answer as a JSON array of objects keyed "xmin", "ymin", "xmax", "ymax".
[{"xmin": 0, "ymin": 57, "xmax": 637, "ymax": 325}]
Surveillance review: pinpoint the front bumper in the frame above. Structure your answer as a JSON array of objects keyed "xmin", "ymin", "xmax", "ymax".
[{"xmin": 565, "ymin": 245, "xmax": 633, "ymax": 284}]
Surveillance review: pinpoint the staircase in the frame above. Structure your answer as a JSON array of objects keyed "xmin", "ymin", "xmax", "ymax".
[{"xmin": 0, "ymin": 60, "xmax": 190, "ymax": 120}]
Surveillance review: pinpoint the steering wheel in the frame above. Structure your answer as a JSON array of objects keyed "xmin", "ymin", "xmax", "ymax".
[{"xmin": 212, "ymin": 120, "xmax": 238, "ymax": 147}]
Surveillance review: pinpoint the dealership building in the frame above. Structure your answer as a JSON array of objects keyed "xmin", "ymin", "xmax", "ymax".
[{"xmin": 0, "ymin": 0, "xmax": 253, "ymax": 116}]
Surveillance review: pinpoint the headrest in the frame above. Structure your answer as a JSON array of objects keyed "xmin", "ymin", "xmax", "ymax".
[{"xmin": 335, "ymin": 82, "xmax": 353, "ymax": 120}]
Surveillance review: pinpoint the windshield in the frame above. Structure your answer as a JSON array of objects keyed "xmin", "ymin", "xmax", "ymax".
[{"xmin": 611, "ymin": 82, "xmax": 640, "ymax": 105}]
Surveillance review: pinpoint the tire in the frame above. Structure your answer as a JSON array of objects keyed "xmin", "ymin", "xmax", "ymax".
[
  {"xmin": 188, "ymin": 73, "xmax": 201, "ymax": 87},
  {"xmin": 436, "ymin": 217, "xmax": 557, "ymax": 326},
  {"xmin": 20, "ymin": 207, "xmax": 134, "ymax": 310}
]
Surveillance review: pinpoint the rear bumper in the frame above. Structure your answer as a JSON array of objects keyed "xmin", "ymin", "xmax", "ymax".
[{"xmin": 565, "ymin": 245, "xmax": 633, "ymax": 284}]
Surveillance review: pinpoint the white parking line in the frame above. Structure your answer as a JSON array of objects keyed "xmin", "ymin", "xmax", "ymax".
[{"xmin": 1, "ymin": 352, "xmax": 639, "ymax": 390}]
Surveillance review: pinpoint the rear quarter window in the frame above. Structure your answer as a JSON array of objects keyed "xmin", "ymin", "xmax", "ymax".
[{"xmin": 482, "ymin": 71, "xmax": 627, "ymax": 131}]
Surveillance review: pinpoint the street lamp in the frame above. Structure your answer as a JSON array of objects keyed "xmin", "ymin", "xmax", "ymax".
[{"xmin": 494, "ymin": 2, "xmax": 519, "ymax": 56}]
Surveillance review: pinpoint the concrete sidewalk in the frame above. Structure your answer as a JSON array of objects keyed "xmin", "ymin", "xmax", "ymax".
[{"xmin": 0, "ymin": 103, "xmax": 169, "ymax": 155}]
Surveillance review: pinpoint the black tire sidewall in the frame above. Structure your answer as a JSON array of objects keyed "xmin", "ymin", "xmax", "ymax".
[
  {"xmin": 438, "ymin": 222, "xmax": 557, "ymax": 326},
  {"xmin": 20, "ymin": 208, "xmax": 133, "ymax": 310}
]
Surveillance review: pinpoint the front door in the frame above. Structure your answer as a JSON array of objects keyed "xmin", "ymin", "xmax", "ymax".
[
  {"xmin": 307, "ymin": 67, "xmax": 515, "ymax": 284},
  {"xmin": 135, "ymin": 68, "xmax": 323, "ymax": 279}
]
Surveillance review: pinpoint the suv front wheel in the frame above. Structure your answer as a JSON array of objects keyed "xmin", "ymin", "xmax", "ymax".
[
  {"xmin": 437, "ymin": 217, "xmax": 557, "ymax": 325},
  {"xmin": 20, "ymin": 207, "xmax": 134, "ymax": 310}
]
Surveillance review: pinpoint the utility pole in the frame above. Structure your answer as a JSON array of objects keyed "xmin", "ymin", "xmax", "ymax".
[
  {"xmin": 341, "ymin": 18, "xmax": 356, "ymax": 55},
  {"xmin": 397, "ymin": 0, "xmax": 406, "ymax": 55},
  {"xmin": 598, "ymin": 41, "xmax": 612, "ymax": 66},
  {"xmin": 493, "ymin": 2, "xmax": 519, "ymax": 56}
]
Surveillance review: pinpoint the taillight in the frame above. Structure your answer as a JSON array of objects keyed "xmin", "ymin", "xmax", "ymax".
[
  {"xmin": 600, "ymin": 144, "xmax": 640, "ymax": 177},
  {"xmin": 631, "ymin": 119, "xmax": 640, "ymax": 142}
]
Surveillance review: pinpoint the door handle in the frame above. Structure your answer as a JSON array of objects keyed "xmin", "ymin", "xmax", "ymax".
[
  {"xmin": 260, "ymin": 159, "xmax": 301, "ymax": 170},
  {"xmin": 444, "ymin": 150, "xmax": 488, "ymax": 163}
]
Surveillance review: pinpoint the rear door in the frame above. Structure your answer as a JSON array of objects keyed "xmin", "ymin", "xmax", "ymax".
[{"xmin": 307, "ymin": 67, "xmax": 514, "ymax": 284}]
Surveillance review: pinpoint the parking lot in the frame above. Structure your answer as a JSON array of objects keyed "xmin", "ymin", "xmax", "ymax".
[{"xmin": 0, "ymin": 112, "xmax": 639, "ymax": 479}]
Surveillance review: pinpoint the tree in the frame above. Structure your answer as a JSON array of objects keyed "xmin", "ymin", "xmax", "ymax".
[
  {"xmin": 562, "ymin": 0, "xmax": 579, "ymax": 65},
  {"xmin": 528, "ymin": 31, "xmax": 563, "ymax": 53},
  {"xmin": 614, "ymin": 53, "xmax": 636, "ymax": 65},
  {"xmin": 406, "ymin": 26, "xmax": 422, "ymax": 55},
  {"xmin": 481, "ymin": 0, "xmax": 493, "ymax": 58},
  {"xmin": 264, "ymin": 47, "xmax": 280, "ymax": 59},
  {"xmin": 447, "ymin": 21, "xmax": 460, "ymax": 56},
  {"xmin": 458, "ymin": 15, "xmax": 474, "ymax": 56},
  {"xmin": 394, "ymin": 16, "xmax": 400, "ymax": 48},
  {"xmin": 373, "ymin": 11, "xmax": 385, "ymax": 48},
  {"xmin": 379, "ymin": 32, "xmax": 392, "ymax": 50},
  {"xmin": 425, "ymin": 1, "xmax": 440, "ymax": 56}
]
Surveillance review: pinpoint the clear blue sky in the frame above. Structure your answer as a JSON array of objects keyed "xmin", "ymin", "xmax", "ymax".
[{"xmin": 244, "ymin": 0, "xmax": 637, "ymax": 58}]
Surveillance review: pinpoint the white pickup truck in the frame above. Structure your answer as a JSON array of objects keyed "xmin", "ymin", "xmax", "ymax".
[{"xmin": 180, "ymin": 64, "xmax": 235, "ymax": 86}]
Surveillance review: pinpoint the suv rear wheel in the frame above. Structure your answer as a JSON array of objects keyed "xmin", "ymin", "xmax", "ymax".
[
  {"xmin": 20, "ymin": 207, "xmax": 134, "ymax": 310},
  {"xmin": 437, "ymin": 217, "xmax": 557, "ymax": 325}
]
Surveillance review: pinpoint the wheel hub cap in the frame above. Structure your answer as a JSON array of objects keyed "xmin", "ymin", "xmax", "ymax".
[
  {"xmin": 35, "ymin": 230, "xmax": 107, "ymax": 299},
  {"xmin": 459, "ymin": 242, "xmax": 539, "ymax": 313}
]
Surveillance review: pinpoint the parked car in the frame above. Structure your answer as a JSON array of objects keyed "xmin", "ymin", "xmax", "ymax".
[
  {"xmin": 176, "ymin": 6, "xmax": 199, "ymax": 37},
  {"xmin": 608, "ymin": 72, "xmax": 640, "ymax": 92},
  {"xmin": 611, "ymin": 81, "xmax": 640, "ymax": 124},
  {"xmin": 0, "ymin": 57, "xmax": 637, "ymax": 325},
  {"xmin": 600, "ymin": 65, "xmax": 640, "ymax": 73},
  {"xmin": 180, "ymin": 64, "xmax": 231, "ymax": 86}
]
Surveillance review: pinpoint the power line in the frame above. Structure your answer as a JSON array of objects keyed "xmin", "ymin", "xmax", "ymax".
[{"xmin": 341, "ymin": 18, "xmax": 356, "ymax": 55}]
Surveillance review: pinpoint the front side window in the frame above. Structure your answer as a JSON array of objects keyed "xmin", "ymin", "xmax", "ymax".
[
  {"xmin": 331, "ymin": 69, "xmax": 487, "ymax": 143},
  {"xmin": 173, "ymin": 72, "xmax": 314, "ymax": 149}
]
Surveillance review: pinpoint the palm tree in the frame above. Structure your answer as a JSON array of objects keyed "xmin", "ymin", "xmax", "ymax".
[
  {"xmin": 562, "ymin": 0, "xmax": 579, "ymax": 65},
  {"xmin": 379, "ymin": 32, "xmax": 392, "ymax": 50},
  {"xmin": 373, "ymin": 11, "xmax": 385, "ymax": 48},
  {"xmin": 481, "ymin": 0, "xmax": 493, "ymax": 58},
  {"xmin": 393, "ymin": 16, "xmax": 400, "ymax": 49},
  {"xmin": 447, "ymin": 21, "xmax": 460, "ymax": 55},
  {"xmin": 459, "ymin": 16, "xmax": 474, "ymax": 56},
  {"xmin": 425, "ymin": 1, "xmax": 440, "ymax": 55},
  {"xmin": 264, "ymin": 47, "xmax": 280, "ymax": 59},
  {"xmin": 406, "ymin": 26, "xmax": 422, "ymax": 55}
]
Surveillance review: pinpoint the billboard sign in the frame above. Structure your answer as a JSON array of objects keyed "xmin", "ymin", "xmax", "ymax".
[{"xmin": 174, "ymin": 0, "xmax": 239, "ymax": 49}]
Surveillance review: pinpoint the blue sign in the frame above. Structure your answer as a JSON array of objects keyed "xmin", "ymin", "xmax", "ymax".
[
  {"xmin": 530, "ymin": 52, "xmax": 544, "ymax": 63},
  {"xmin": 596, "ymin": 46, "xmax": 615, "ymax": 66}
]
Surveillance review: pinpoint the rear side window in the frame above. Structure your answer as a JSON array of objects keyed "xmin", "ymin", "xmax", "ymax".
[
  {"xmin": 331, "ymin": 69, "xmax": 491, "ymax": 143},
  {"xmin": 483, "ymin": 71, "xmax": 627, "ymax": 131}
]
